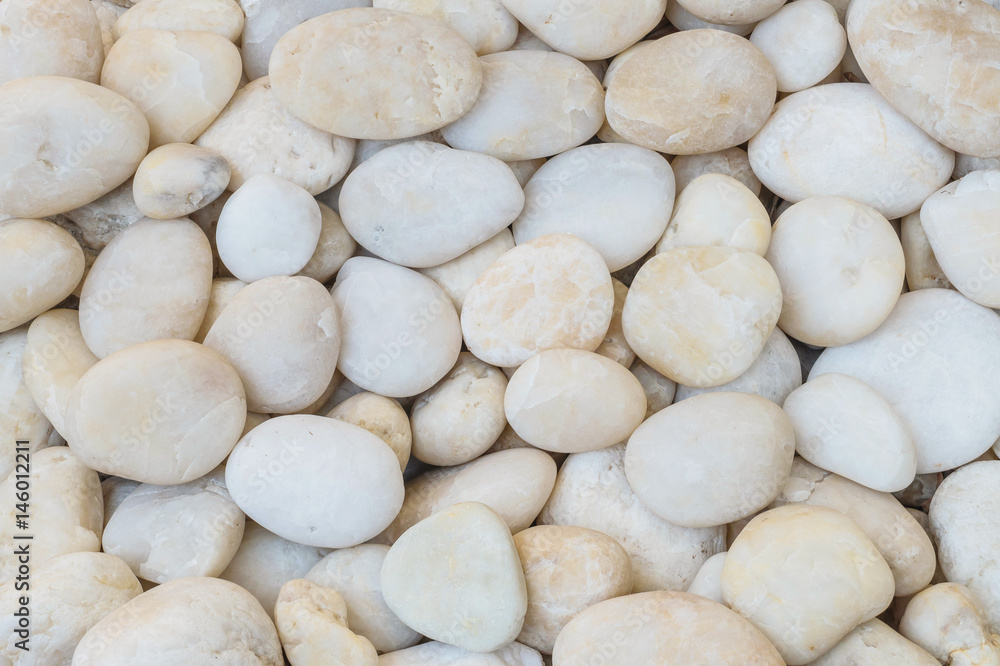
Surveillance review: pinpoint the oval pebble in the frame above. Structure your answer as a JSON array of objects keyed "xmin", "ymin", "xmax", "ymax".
[
  {"xmin": 676, "ymin": 0, "xmax": 786, "ymax": 24},
  {"xmin": 113, "ymin": 0, "xmax": 244, "ymax": 42},
  {"xmin": 0, "ymin": 0, "xmax": 104, "ymax": 85},
  {"xmin": 749, "ymin": 0, "xmax": 845, "ymax": 93},
  {"xmin": 373, "ymin": 0, "xmax": 517, "ymax": 55},
  {"xmin": 132, "ymin": 143, "xmax": 230, "ymax": 220}
]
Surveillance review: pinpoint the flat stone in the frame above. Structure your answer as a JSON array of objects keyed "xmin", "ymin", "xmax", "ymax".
[
  {"xmin": 113, "ymin": 0, "xmax": 244, "ymax": 42},
  {"xmin": 380, "ymin": 641, "xmax": 543, "ymax": 665},
  {"xmin": 274, "ymin": 579, "xmax": 378, "ymax": 666},
  {"xmin": 811, "ymin": 619, "xmax": 939, "ymax": 666},
  {"xmin": 132, "ymin": 143, "xmax": 230, "ymax": 220},
  {"xmin": 374, "ymin": 0, "xmax": 517, "ymax": 55},
  {"xmin": 0, "ymin": 0, "xmax": 104, "ymax": 85},
  {"xmin": 676, "ymin": 0, "xmax": 785, "ymax": 24}
]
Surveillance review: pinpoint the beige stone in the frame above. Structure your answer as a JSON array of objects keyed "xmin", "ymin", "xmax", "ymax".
[
  {"xmin": 194, "ymin": 277, "xmax": 245, "ymax": 343},
  {"xmin": 374, "ymin": 0, "xmax": 516, "ymax": 55},
  {"xmin": 381, "ymin": 502, "xmax": 527, "ymax": 653},
  {"xmin": 66, "ymin": 339, "xmax": 247, "ymax": 484},
  {"xmin": 79, "ymin": 218, "xmax": 212, "ymax": 358},
  {"xmin": 0, "ymin": 552, "xmax": 141, "ymax": 665},
  {"xmin": 92, "ymin": 0, "xmax": 125, "ymax": 57},
  {"xmin": 226, "ymin": 415, "xmax": 404, "ymax": 548},
  {"xmin": 606, "ymin": 30, "xmax": 775, "ymax": 154},
  {"xmin": 113, "ymin": 0, "xmax": 244, "ymax": 42},
  {"xmin": 269, "ymin": 8, "xmax": 481, "ymax": 140},
  {"xmin": 0, "ymin": 447, "xmax": 103, "ymax": 581},
  {"xmin": 629, "ymin": 359, "xmax": 677, "ymax": 418},
  {"xmin": 298, "ymin": 203, "xmax": 356, "ymax": 284},
  {"xmin": 72, "ymin": 577, "xmax": 283, "ymax": 665},
  {"xmin": 327, "ymin": 393, "xmax": 410, "ymax": 472},
  {"xmin": 595, "ymin": 278, "xmax": 635, "ymax": 368},
  {"xmin": 655, "ymin": 173, "xmax": 771, "ymax": 257},
  {"xmin": 847, "ymin": 0, "xmax": 1000, "ymax": 158},
  {"xmin": 514, "ymin": 525, "xmax": 632, "ymax": 654},
  {"xmin": 540, "ymin": 444, "xmax": 725, "ymax": 592},
  {"xmin": 419, "ymin": 230, "xmax": 515, "ymax": 314},
  {"xmin": 900, "ymin": 583, "xmax": 1000, "ymax": 665},
  {"xmin": 0, "ymin": 219, "xmax": 84, "ymax": 333},
  {"xmin": 0, "ymin": 326, "xmax": 58, "ymax": 483},
  {"xmin": 750, "ymin": 0, "xmax": 845, "ymax": 92},
  {"xmin": 274, "ymin": 579, "xmax": 378, "ymax": 666},
  {"xmin": 0, "ymin": 76, "xmax": 149, "ymax": 219},
  {"xmin": 553, "ymin": 591, "xmax": 785, "ymax": 665},
  {"xmin": 462, "ymin": 234, "xmax": 614, "ymax": 367},
  {"xmin": 623, "ymin": 246, "xmax": 782, "ymax": 388},
  {"xmin": 380, "ymin": 641, "xmax": 544, "ymax": 665},
  {"xmin": 676, "ymin": 0, "xmax": 785, "ymax": 24},
  {"xmin": 767, "ymin": 196, "xmax": 905, "ymax": 346},
  {"xmin": 379, "ymin": 448, "xmax": 557, "ymax": 543},
  {"xmin": 0, "ymin": 0, "xmax": 104, "ymax": 85},
  {"xmin": 722, "ymin": 504, "xmax": 895, "ymax": 664},
  {"xmin": 665, "ymin": 0, "xmax": 756, "ymax": 35},
  {"xmin": 332, "ymin": 257, "xmax": 462, "ymax": 398},
  {"xmin": 101, "ymin": 29, "xmax": 241, "ymax": 147},
  {"xmin": 901, "ymin": 210, "xmax": 952, "ymax": 292},
  {"xmin": 686, "ymin": 552, "xmax": 726, "ymax": 604},
  {"xmin": 440, "ymin": 50, "xmax": 605, "ymax": 161},
  {"xmin": 132, "ymin": 143, "xmax": 231, "ymax": 220},
  {"xmin": 196, "ymin": 77, "xmax": 356, "ymax": 196},
  {"xmin": 204, "ymin": 276, "xmax": 339, "ymax": 414},
  {"xmin": 811, "ymin": 619, "xmax": 940, "ymax": 666}
]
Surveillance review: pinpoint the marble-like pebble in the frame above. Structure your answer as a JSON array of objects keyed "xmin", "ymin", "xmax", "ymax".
[
  {"xmin": 686, "ymin": 552, "xmax": 727, "ymax": 604},
  {"xmin": 676, "ymin": 0, "xmax": 786, "ymax": 25},
  {"xmin": 374, "ymin": 0, "xmax": 517, "ymax": 55},
  {"xmin": 629, "ymin": 359, "xmax": 677, "ymax": 418},
  {"xmin": 665, "ymin": 0, "xmax": 756, "ymax": 36},
  {"xmin": 297, "ymin": 203, "xmax": 356, "ymax": 283},
  {"xmin": 900, "ymin": 209, "xmax": 952, "ymax": 292},
  {"xmin": 132, "ymin": 143, "xmax": 230, "ymax": 220},
  {"xmin": 193, "ymin": 277, "xmax": 245, "ymax": 343},
  {"xmin": 594, "ymin": 278, "xmax": 635, "ymax": 368},
  {"xmin": 749, "ymin": 0, "xmax": 845, "ymax": 93},
  {"xmin": 811, "ymin": 618, "xmax": 940, "ymax": 666},
  {"xmin": 899, "ymin": 582, "xmax": 1000, "ymax": 665},
  {"xmin": 419, "ymin": 230, "xmax": 515, "ymax": 314},
  {"xmin": 113, "ymin": 0, "xmax": 244, "ymax": 42},
  {"xmin": 327, "ymin": 392, "xmax": 411, "ymax": 472},
  {"xmin": 0, "ymin": 0, "xmax": 104, "ymax": 85},
  {"xmin": 274, "ymin": 578, "xmax": 378, "ymax": 666},
  {"xmin": 62, "ymin": 178, "xmax": 144, "ymax": 251},
  {"xmin": 380, "ymin": 641, "xmax": 543, "ymax": 665}
]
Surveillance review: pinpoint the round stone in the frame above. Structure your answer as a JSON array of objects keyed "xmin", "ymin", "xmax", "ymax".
[
  {"xmin": 623, "ymin": 246, "xmax": 782, "ymax": 388},
  {"xmin": 511, "ymin": 143, "xmax": 675, "ymax": 272},
  {"xmin": 132, "ymin": 143, "xmax": 230, "ymax": 220},
  {"xmin": 461, "ymin": 234, "xmax": 614, "ymax": 368},
  {"xmin": 750, "ymin": 0, "xmax": 846, "ymax": 93},
  {"xmin": 113, "ymin": 0, "xmax": 244, "ymax": 42},
  {"xmin": 899, "ymin": 583, "xmax": 1000, "ymax": 665},
  {"xmin": 0, "ymin": 0, "xmax": 102, "ymax": 86},
  {"xmin": 327, "ymin": 393, "xmax": 411, "ymax": 472},
  {"xmin": 226, "ymin": 415, "xmax": 404, "ymax": 548},
  {"xmin": 0, "ymin": 76, "xmax": 149, "ymax": 218},
  {"xmin": 419, "ymin": 230, "xmax": 515, "ymax": 314},
  {"xmin": 339, "ymin": 141, "xmax": 524, "ymax": 268},
  {"xmin": 765, "ymin": 196, "xmax": 905, "ymax": 346},
  {"xmin": 625, "ymin": 392, "xmax": 794, "ymax": 527},
  {"xmin": 748, "ymin": 83, "xmax": 955, "ymax": 219},
  {"xmin": 671, "ymin": 147, "xmax": 761, "ymax": 197},
  {"xmin": 332, "ymin": 257, "xmax": 462, "ymax": 398},
  {"xmin": 373, "ymin": 0, "xmax": 517, "ymax": 55},
  {"xmin": 605, "ymin": 30, "xmax": 776, "ymax": 155},
  {"xmin": 676, "ymin": 0, "xmax": 785, "ymax": 24},
  {"xmin": 269, "ymin": 8, "xmax": 482, "ymax": 140}
]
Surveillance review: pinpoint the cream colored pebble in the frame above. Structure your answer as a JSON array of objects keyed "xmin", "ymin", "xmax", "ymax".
[
  {"xmin": 274, "ymin": 579, "xmax": 378, "ymax": 666},
  {"xmin": 0, "ymin": 0, "xmax": 104, "ymax": 86},
  {"xmin": 327, "ymin": 393, "xmax": 411, "ymax": 472},
  {"xmin": 113, "ymin": 0, "xmax": 244, "ymax": 42},
  {"xmin": 132, "ymin": 143, "xmax": 231, "ymax": 220}
]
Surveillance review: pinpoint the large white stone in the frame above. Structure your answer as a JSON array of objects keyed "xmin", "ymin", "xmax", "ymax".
[
  {"xmin": 812, "ymin": 619, "xmax": 939, "ymax": 666},
  {"xmin": 0, "ymin": 0, "xmax": 104, "ymax": 85},
  {"xmin": 899, "ymin": 582, "xmax": 1000, "ymax": 665},
  {"xmin": 373, "ymin": 0, "xmax": 517, "ymax": 55},
  {"xmin": 113, "ymin": 0, "xmax": 244, "ymax": 42},
  {"xmin": 749, "ymin": 0, "xmax": 845, "ymax": 92}
]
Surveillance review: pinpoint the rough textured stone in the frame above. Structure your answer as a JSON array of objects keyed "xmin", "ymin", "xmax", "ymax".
[
  {"xmin": 274, "ymin": 579, "xmax": 378, "ymax": 666},
  {"xmin": 900, "ymin": 582, "xmax": 1000, "ymax": 665},
  {"xmin": 132, "ymin": 143, "xmax": 231, "ymax": 220}
]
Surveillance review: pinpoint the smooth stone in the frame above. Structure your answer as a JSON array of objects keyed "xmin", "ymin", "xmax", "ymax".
[
  {"xmin": 22, "ymin": 309, "xmax": 99, "ymax": 436},
  {"xmin": 552, "ymin": 591, "xmax": 785, "ymax": 666},
  {"xmin": 0, "ymin": 326, "xmax": 58, "ymax": 483},
  {"xmin": 66, "ymin": 339, "xmax": 247, "ymax": 484},
  {"xmin": 332, "ymin": 257, "xmax": 462, "ymax": 397},
  {"xmin": 204, "ymin": 276, "xmax": 339, "ymax": 413},
  {"xmin": 462, "ymin": 234, "xmax": 614, "ymax": 367},
  {"xmin": 72, "ymin": 577, "xmax": 283, "ymax": 665},
  {"xmin": 270, "ymin": 8, "xmax": 481, "ymax": 140},
  {"xmin": 511, "ymin": 143, "xmax": 675, "ymax": 272},
  {"xmin": 227, "ymin": 415, "xmax": 404, "ymax": 548},
  {"xmin": 775, "ymin": 459, "xmax": 936, "ymax": 597},
  {"xmin": 921, "ymin": 170, "xmax": 1000, "ymax": 308},
  {"xmin": 810, "ymin": 289, "xmax": 1000, "ymax": 473},
  {"xmin": 676, "ymin": 0, "xmax": 785, "ymax": 24},
  {"xmin": 379, "ymin": 448, "xmax": 557, "ymax": 543},
  {"xmin": 605, "ymin": 30, "xmax": 776, "ymax": 155},
  {"xmin": 419, "ymin": 229, "xmax": 515, "ymax": 314},
  {"xmin": 238, "ymin": 0, "xmax": 371, "ymax": 81},
  {"xmin": 901, "ymin": 210, "xmax": 952, "ymax": 292},
  {"xmin": 0, "ymin": 76, "xmax": 148, "ymax": 218},
  {"xmin": 62, "ymin": 178, "xmax": 143, "ymax": 251},
  {"xmin": 750, "ymin": 0, "xmax": 845, "ymax": 92},
  {"xmin": 0, "ymin": 218, "xmax": 85, "ymax": 333},
  {"xmin": 899, "ymin": 583, "xmax": 1000, "ymax": 664},
  {"xmin": 0, "ymin": 447, "xmax": 103, "ymax": 581},
  {"xmin": 410, "ymin": 353, "xmax": 507, "ymax": 466},
  {"xmin": 595, "ymin": 277, "xmax": 635, "ymax": 368},
  {"xmin": 847, "ymin": 0, "xmax": 1000, "ymax": 157},
  {"xmin": 194, "ymin": 277, "xmax": 246, "ymax": 343},
  {"xmin": 380, "ymin": 642, "xmax": 543, "ymax": 665},
  {"xmin": 78, "ymin": 217, "xmax": 212, "ymax": 358},
  {"xmin": 113, "ymin": 0, "xmax": 244, "ymax": 42},
  {"xmin": 514, "ymin": 525, "xmax": 632, "ymax": 654},
  {"xmin": 655, "ymin": 173, "xmax": 771, "ymax": 257},
  {"xmin": 626, "ymin": 392, "xmax": 794, "ymax": 527},
  {"xmin": 374, "ymin": 0, "xmax": 516, "ymax": 55},
  {"xmin": 274, "ymin": 579, "xmax": 378, "ymax": 666},
  {"xmin": 216, "ymin": 175, "xmax": 322, "ymax": 282},
  {"xmin": 500, "ymin": 0, "xmax": 665, "ymax": 59},
  {"xmin": 812, "ymin": 619, "xmax": 940, "ymax": 666},
  {"xmin": 0, "ymin": 0, "xmax": 104, "ymax": 85},
  {"xmin": 955, "ymin": 153, "xmax": 1000, "ymax": 180},
  {"xmin": 722, "ymin": 504, "xmax": 895, "ymax": 665},
  {"xmin": 629, "ymin": 358, "xmax": 677, "ymax": 418},
  {"xmin": 539, "ymin": 444, "xmax": 726, "ymax": 592},
  {"xmin": 623, "ymin": 246, "xmax": 782, "ymax": 388},
  {"xmin": 675, "ymin": 327, "xmax": 801, "ymax": 405},
  {"xmin": 328, "ymin": 393, "xmax": 411, "ymax": 472},
  {"xmin": 298, "ymin": 203, "xmax": 356, "ymax": 283},
  {"xmin": 0, "ymin": 552, "xmax": 141, "ymax": 665},
  {"xmin": 783, "ymin": 373, "xmax": 917, "ymax": 492},
  {"xmin": 686, "ymin": 552, "xmax": 727, "ymax": 604},
  {"xmin": 307, "ymin": 545, "xmax": 421, "ymax": 653},
  {"xmin": 132, "ymin": 143, "xmax": 230, "ymax": 220},
  {"xmin": 671, "ymin": 147, "xmax": 761, "ymax": 197},
  {"xmin": 766, "ymin": 196, "xmax": 905, "ymax": 346},
  {"xmin": 100, "ymin": 29, "xmax": 241, "ymax": 147},
  {"xmin": 440, "ymin": 50, "xmax": 605, "ymax": 161},
  {"xmin": 748, "ymin": 83, "xmax": 954, "ymax": 219},
  {"xmin": 339, "ymin": 141, "xmax": 524, "ymax": 268},
  {"xmin": 196, "ymin": 77, "xmax": 355, "ymax": 195},
  {"xmin": 505, "ymin": 349, "xmax": 646, "ymax": 454},
  {"xmin": 930, "ymin": 461, "xmax": 1000, "ymax": 632},
  {"xmin": 665, "ymin": 0, "xmax": 756, "ymax": 36},
  {"xmin": 220, "ymin": 521, "xmax": 325, "ymax": 621},
  {"xmin": 381, "ymin": 502, "xmax": 528, "ymax": 653}
]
